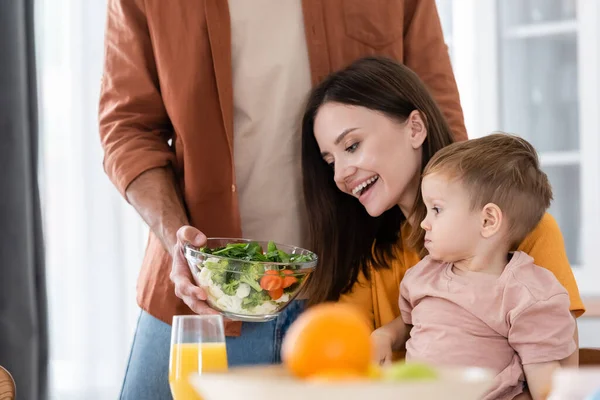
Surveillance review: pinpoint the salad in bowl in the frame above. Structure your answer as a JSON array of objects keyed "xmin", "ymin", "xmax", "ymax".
[{"xmin": 184, "ymin": 238, "xmax": 318, "ymax": 322}]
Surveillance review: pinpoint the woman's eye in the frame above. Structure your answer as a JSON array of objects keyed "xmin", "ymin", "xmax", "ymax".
[
  {"xmin": 345, "ymin": 142, "xmax": 359, "ymax": 153},
  {"xmin": 432, "ymin": 207, "xmax": 441, "ymax": 214}
]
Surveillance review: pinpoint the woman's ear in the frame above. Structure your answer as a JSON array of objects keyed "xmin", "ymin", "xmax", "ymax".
[
  {"xmin": 480, "ymin": 203, "xmax": 503, "ymax": 238},
  {"xmin": 407, "ymin": 110, "xmax": 427, "ymax": 149}
]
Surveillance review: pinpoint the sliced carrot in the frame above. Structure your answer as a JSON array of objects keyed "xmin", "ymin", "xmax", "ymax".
[
  {"xmin": 260, "ymin": 270, "xmax": 283, "ymax": 291},
  {"xmin": 282, "ymin": 270, "xmax": 298, "ymax": 288},
  {"xmin": 268, "ymin": 288, "xmax": 284, "ymax": 300}
]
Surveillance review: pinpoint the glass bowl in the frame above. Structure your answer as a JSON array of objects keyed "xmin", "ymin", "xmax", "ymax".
[{"xmin": 184, "ymin": 238, "xmax": 318, "ymax": 322}]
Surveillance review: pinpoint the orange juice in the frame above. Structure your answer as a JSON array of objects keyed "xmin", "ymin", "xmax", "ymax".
[{"xmin": 169, "ymin": 342, "xmax": 228, "ymax": 400}]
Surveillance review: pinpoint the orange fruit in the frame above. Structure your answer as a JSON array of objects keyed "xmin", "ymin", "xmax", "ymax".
[{"xmin": 281, "ymin": 302, "xmax": 372, "ymax": 378}]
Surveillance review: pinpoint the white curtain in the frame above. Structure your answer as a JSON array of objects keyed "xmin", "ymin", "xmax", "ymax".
[{"xmin": 34, "ymin": 0, "xmax": 148, "ymax": 398}]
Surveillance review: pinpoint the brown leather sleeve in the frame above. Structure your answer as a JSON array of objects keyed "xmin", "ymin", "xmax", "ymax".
[
  {"xmin": 98, "ymin": 0, "xmax": 176, "ymax": 199},
  {"xmin": 403, "ymin": 0, "xmax": 468, "ymax": 142}
]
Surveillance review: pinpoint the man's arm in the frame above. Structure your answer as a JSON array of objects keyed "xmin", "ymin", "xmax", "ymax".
[
  {"xmin": 98, "ymin": 0, "xmax": 225, "ymax": 318},
  {"xmin": 403, "ymin": 0, "xmax": 468, "ymax": 141},
  {"xmin": 125, "ymin": 167, "xmax": 221, "ymax": 315},
  {"xmin": 99, "ymin": 0, "xmax": 177, "ymax": 203},
  {"xmin": 125, "ymin": 166, "xmax": 188, "ymax": 254}
]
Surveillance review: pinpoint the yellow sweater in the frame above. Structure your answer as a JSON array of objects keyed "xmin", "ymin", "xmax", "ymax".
[{"xmin": 339, "ymin": 213, "xmax": 586, "ymax": 332}]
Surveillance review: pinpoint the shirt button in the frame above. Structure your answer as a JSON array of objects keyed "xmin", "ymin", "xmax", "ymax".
[{"xmin": 231, "ymin": 184, "xmax": 236, "ymax": 192}]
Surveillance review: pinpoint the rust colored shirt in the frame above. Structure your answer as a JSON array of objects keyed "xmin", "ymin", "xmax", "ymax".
[{"xmin": 99, "ymin": 0, "xmax": 467, "ymax": 336}]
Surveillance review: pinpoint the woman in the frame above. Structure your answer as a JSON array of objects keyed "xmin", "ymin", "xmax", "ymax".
[{"xmin": 300, "ymin": 56, "xmax": 585, "ymax": 363}]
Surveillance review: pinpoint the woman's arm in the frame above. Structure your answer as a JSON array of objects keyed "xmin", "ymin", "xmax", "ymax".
[
  {"xmin": 371, "ymin": 317, "xmax": 410, "ymax": 365},
  {"xmin": 373, "ymin": 317, "xmax": 411, "ymax": 351}
]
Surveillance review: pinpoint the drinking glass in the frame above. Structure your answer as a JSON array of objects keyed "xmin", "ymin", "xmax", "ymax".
[{"xmin": 169, "ymin": 315, "xmax": 228, "ymax": 400}]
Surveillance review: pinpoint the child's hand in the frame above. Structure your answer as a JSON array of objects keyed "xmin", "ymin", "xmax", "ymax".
[{"xmin": 371, "ymin": 330, "xmax": 394, "ymax": 365}]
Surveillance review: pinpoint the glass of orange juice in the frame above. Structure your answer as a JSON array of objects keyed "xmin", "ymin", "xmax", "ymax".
[{"xmin": 169, "ymin": 315, "xmax": 229, "ymax": 400}]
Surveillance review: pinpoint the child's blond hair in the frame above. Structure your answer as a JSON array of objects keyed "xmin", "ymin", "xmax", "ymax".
[{"xmin": 423, "ymin": 133, "xmax": 552, "ymax": 249}]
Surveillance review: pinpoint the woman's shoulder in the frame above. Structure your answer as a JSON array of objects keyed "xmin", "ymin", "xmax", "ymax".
[
  {"xmin": 517, "ymin": 212, "xmax": 566, "ymax": 269},
  {"xmin": 535, "ymin": 212, "xmax": 560, "ymax": 231},
  {"xmin": 518, "ymin": 212, "xmax": 562, "ymax": 250}
]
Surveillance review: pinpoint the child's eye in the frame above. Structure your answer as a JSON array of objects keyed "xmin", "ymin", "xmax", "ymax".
[
  {"xmin": 345, "ymin": 142, "xmax": 359, "ymax": 153},
  {"xmin": 432, "ymin": 207, "xmax": 441, "ymax": 214}
]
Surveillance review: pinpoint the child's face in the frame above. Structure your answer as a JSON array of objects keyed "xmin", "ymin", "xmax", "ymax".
[
  {"xmin": 420, "ymin": 173, "xmax": 482, "ymax": 262},
  {"xmin": 314, "ymin": 102, "xmax": 425, "ymax": 217}
]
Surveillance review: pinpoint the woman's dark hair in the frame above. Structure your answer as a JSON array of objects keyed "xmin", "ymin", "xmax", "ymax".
[{"xmin": 301, "ymin": 56, "xmax": 455, "ymax": 305}]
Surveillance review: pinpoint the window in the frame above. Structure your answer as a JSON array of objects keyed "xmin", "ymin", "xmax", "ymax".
[{"xmin": 35, "ymin": 0, "xmax": 146, "ymax": 398}]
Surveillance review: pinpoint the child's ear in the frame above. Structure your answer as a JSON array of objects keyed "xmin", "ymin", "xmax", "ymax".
[
  {"xmin": 480, "ymin": 203, "xmax": 503, "ymax": 238},
  {"xmin": 407, "ymin": 110, "xmax": 427, "ymax": 149}
]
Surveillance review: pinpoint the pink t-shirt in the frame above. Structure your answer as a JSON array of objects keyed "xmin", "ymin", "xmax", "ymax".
[{"xmin": 400, "ymin": 251, "xmax": 576, "ymax": 400}]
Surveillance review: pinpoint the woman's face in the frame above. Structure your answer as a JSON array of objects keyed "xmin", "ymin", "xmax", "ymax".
[{"xmin": 314, "ymin": 102, "xmax": 427, "ymax": 217}]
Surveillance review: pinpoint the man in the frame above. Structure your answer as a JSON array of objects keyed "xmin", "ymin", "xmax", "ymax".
[{"xmin": 99, "ymin": 0, "xmax": 466, "ymax": 398}]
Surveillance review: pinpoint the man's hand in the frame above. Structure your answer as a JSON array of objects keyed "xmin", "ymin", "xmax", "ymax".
[{"xmin": 170, "ymin": 225, "xmax": 220, "ymax": 315}]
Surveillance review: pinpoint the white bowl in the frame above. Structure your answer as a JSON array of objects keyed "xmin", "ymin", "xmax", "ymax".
[{"xmin": 189, "ymin": 365, "xmax": 495, "ymax": 400}]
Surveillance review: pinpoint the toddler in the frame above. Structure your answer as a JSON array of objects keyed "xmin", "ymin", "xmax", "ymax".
[{"xmin": 371, "ymin": 133, "xmax": 576, "ymax": 400}]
